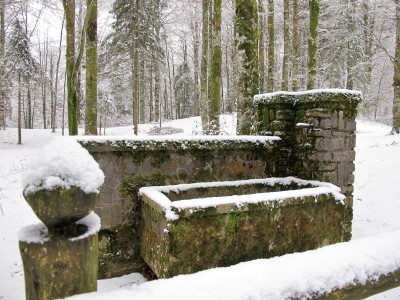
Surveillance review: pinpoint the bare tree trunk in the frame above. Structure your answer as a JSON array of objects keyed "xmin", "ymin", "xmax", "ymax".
[
  {"xmin": 76, "ymin": 0, "xmax": 84, "ymax": 125},
  {"xmin": 282, "ymin": 0, "xmax": 290, "ymax": 90},
  {"xmin": 307, "ymin": 0, "xmax": 319, "ymax": 90},
  {"xmin": 155, "ymin": 60, "xmax": 160, "ymax": 123},
  {"xmin": 85, "ymin": 0, "xmax": 97, "ymax": 135},
  {"xmin": 292, "ymin": 0, "xmax": 300, "ymax": 91},
  {"xmin": 39, "ymin": 38, "xmax": 48, "ymax": 129},
  {"xmin": 209, "ymin": 0, "xmax": 222, "ymax": 133},
  {"xmin": 52, "ymin": 15, "xmax": 65, "ymax": 133},
  {"xmin": 149, "ymin": 59, "xmax": 154, "ymax": 122},
  {"xmin": 27, "ymin": 81, "xmax": 32, "ymax": 129},
  {"xmin": 201, "ymin": 0, "xmax": 210, "ymax": 130},
  {"xmin": 234, "ymin": 0, "xmax": 259, "ymax": 134},
  {"xmin": 62, "ymin": 72, "xmax": 66, "ymax": 136},
  {"xmin": 346, "ymin": 0, "xmax": 357, "ymax": 90},
  {"xmin": 0, "ymin": 0, "xmax": 5, "ymax": 129},
  {"xmin": 132, "ymin": 49, "xmax": 139, "ymax": 135},
  {"xmin": 63, "ymin": 0, "xmax": 78, "ymax": 135},
  {"xmin": 267, "ymin": 0, "xmax": 275, "ymax": 92},
  {"xmin": 393, "ymin": 0, "xmax": 400, "ymax": 133},
  {"xmin": 18, "ymin": 72, "xmax": 22, "ymax": 144},
  {"xmin": 258, "ymin": 0, "xmax": 265, "ymax": 92},
  {"xmin": 139, "ymin": 57, "xmax": 145, "ymax": 124},
  {"xmin": 193, "ymin": 21, "xmax": 200, "ymax": 116}
]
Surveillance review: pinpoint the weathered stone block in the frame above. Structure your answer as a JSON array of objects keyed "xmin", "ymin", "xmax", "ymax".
[
  {"xmin": 19, "ymin": 214, "xmax": 99, "ymax": 300},
  {"xmin": 140, "ymin": 178, "xmax": 347, "ymax": 278}
]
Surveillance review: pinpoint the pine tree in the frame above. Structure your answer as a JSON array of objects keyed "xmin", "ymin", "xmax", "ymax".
[
  {"xmin": 234, "ymin": 0, "xmax": 259, "ymax": 134},
  {"xmin": 174, "ymin": 45, "xmax": 193, "ymax": 119},
  {"xmin": 108, "ymin": 0, "xmax": 163, "ymax": 134},
  {"xmin": 6, "ymin": 19, "xmax": 37, "ymax": 143}
]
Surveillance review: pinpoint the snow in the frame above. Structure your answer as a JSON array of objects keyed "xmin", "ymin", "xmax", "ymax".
[
  {"xmin": 18, "ymin": 223, "xmax": 49, "ymax": 245},
  {"xmin": 77, "ymin": 134, "xmax": 280, "ymax": 145},
  {"xmin": 70, "ymin": 212, "xmax": 101, "ymax": 242},
  {"xmin": 68, "ymin": 229, "xmax": 400, "ymax": 300},
  {"xmin": 21, "ymin": 138, "xmax": 105, "ymax": 195},
  {"xmin": 254, "ymin": 88, "xmax": 363, "ymax": 104},
  {"xmin": 140, "ymin": 177, "xmax": 345, "ymax": 220},
  {"xmin": 0, "ymin": 116, "xmax": 400, "ymax": 299},
  {"xmin": 17, "ymin": 212, "xmax": 100, "ymax": 243}
]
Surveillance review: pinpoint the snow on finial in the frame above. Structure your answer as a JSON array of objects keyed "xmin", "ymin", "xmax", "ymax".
[{"xmin": 22, "ymin": 138, "xmax": 105, "ymax": 195}]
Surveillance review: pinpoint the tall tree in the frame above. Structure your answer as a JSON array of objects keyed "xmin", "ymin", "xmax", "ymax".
[
  {"xmin": 292, "ymin": 0, "xmax": 300, "ymax": 91},
  {"xmin": 209, "ymin": 0, "xmax": 222, "ymax": 133},
  {"xmin": 307, "ymin": 0, "xmax": 319, "ymax": 90},
  {"xmin": 6, "ymin": 19, "xmax": 37, "ymax": 143},
  {"xmin": 85, "ymin": 0, "xmax": 97, "ymax": 135},
  {"xmin": 109, "ymin": 0, "xmax": 162, "ymax": 134},
  {"xmin": 0, "ymin": 0, "xmax": 5, "ymax": 129},
  {"xmin": 62, "ymin": 0, "xmax": 79, "ymax": 135},
  {"xmin": 201, "ymin": 0, "xmax": 210, "ymax": 130},
  {"xmin": 393, "ymin": 0, "xmax": 400, "ymax": 133},
  {"xmin": 258, "ymin": 0, "xmax": 265, "ymax": 92},
  {"xmin": 267, "ymin": 0, "xmax": 274, "ymax": 92},
  {"xmin": 234, "ymin": 0, "xmax": 259, "ymax": 134},
  {"xmin": 282, "ymin": 0, "xmax": 290, "ymax": 90}
]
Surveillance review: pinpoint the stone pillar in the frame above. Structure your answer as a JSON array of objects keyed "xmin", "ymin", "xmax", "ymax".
[
  {"xmin": 19, "ymin": 219, "xmax": 99, "ymax": 300},
  {"xmin": 19, "ymin": 188, "xmax": 101, "ymax": 300},
  {"xmin": 254, "ymin": 90, "xmax": 362, "ymax": 241}
]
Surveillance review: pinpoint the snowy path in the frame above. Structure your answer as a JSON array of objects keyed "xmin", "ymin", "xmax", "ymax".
[{"xmin": 0, "ymin": 119, "xmax": 400, "ymax": 299}]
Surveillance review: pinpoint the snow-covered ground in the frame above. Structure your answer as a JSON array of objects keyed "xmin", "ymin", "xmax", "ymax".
[{"xmin": 0, "ymin": 116, "xmax": 399, "ymax": 299}]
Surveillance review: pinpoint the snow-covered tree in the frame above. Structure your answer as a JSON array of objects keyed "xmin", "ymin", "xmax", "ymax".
[
  {"xmin": 6, "ymin": 19, "xmax": 37, "ymax": 143},
  {"xmin": 174, "ymin": 48, "xmax": 194, "ymax": 119}
]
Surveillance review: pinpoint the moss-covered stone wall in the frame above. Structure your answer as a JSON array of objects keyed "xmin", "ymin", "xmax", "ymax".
[
  {"xmin": 80, "ymin": 137, "xmax": 278, "ymax": 278},
  {"xmin": 254, "ymin": 89, "xmax": 362, "ymax": 242},
  {"xmin": 78, "ymin": 90, "xmax": 360, "ymax": 279}
]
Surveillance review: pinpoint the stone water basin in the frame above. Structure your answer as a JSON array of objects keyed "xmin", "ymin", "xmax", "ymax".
[{"xmin": 139, "ymin": 177, "xmax": 347, "ymax": 278}]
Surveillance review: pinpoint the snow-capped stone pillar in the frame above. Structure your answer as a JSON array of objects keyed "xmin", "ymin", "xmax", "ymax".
[
  {"xmin": 254, "ymin": 89, "xmax": 362, "ymax": 241},
  {"xmin": 19, "ymin": 139, "xmax": 105, "ymax": 299}
]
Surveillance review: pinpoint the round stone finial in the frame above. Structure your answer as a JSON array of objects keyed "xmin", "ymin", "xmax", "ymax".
[{"xmin": 24, "ymin": 186, "xmax": 99, "ymax": 229}]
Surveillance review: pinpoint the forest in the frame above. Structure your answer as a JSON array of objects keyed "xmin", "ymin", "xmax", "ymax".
[{"xmin": 0, "ymin": 0, "xmax": 399, "ymax": 140}]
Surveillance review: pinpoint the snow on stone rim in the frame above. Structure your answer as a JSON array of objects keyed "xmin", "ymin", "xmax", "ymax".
[
  {"xmin": 18, "ymin": 212, "xmax": 101, "ymax": 243},
  {"xmin": 76, "ymin": 135, "xmax": 280, "ymax": 144},
  {"xmin": 254, "ymin": 88, "xmax": 363, "ymax": 103},
  {"xmin": 139, "ymin": 177, "xmax": 345, "ymax": 221},
  {"xmin": 21, "ymin": 137, "xmax": 105, "ymax": 195},
  {"xmin": 70, "ymin": 212, "xmax": 101, "ymax": 242}
]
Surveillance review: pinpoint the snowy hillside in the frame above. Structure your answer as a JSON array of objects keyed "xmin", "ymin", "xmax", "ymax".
[{"xmin": 0, "ymin": 116, "xmax": 399, "ymax": 299}]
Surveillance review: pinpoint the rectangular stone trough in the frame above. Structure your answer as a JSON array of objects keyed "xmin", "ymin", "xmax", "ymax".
[{"xmin": 139, "ymin": 177, "xmax": 347, "ymax": 278}]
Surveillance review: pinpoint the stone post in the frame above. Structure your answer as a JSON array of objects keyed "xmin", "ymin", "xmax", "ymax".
[
  {"xmin": 254, "ymin": 90, "xmax": 362, "ymax": 241},
  {"xmin": 19, "ymin": 188, "xmax": 101, "ymax": 300}
]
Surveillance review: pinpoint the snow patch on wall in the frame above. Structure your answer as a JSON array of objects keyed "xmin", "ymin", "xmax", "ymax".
[{"xmin": 21, "ymin": 138, "xmax": 105, "ymax": 195}]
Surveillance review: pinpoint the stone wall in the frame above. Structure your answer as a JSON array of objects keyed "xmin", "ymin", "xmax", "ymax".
[
  {"xmin": 78, "ymin": 89, "xmax": 361, "ymax": 279},
  {"xmin": 80, "ymin": 137, "xmax": 279, "ymax": 278},
  {"xmin": 254, "ymin": 89, "xmax": 362, "ymax": 241}
]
